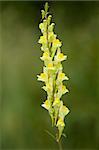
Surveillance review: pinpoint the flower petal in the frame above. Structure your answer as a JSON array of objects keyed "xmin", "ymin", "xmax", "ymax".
[
  {"xmin": 37, "ymin": 73, "xmax": 48, "ymax": 82},
  {"xmin": 41, "ymin": 100, "xmax": 50, "ymax": 110}
]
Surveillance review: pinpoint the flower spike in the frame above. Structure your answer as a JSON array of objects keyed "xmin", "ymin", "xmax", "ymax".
[{"xmin": 37, "ymin": 2, "xmax": 70, "ymax": 141}]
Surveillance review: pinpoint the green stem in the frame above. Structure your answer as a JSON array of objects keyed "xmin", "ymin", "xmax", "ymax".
[{"xmin": 58, "ymin": 140, "xmax": 63, "ymax": 150}]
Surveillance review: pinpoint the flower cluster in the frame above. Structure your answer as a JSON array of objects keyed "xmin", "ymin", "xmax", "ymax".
[{"xmin": 37, "ymin": 2, "xmax": 70, "ymax": 141}]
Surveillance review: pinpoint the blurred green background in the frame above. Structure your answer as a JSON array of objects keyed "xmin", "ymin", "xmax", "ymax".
[{"xmin": 0, "ymin": 1, "xmax": 99, "ymax": 149}]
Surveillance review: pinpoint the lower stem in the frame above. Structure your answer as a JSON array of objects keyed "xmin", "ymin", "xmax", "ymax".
[{"xmin": 58, "ymin": 140, "xmax": 63, "ymax": 150}]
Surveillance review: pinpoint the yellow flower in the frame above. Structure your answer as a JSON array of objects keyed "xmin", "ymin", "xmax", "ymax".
[
  {"xmin": 38, "ymin": 35, "xmax": 47, "ymax": 44},
  {"xmin": 62, "ymin": 85, "xmax": 69, "ymax": 94},
  {"xmin": 48, "ymin": 63, "xmax": 53, "ymax": 68},
  {"xmin": 57, "ymin": 84, "xmax": 69, "ymax": 98},
  {"xmin": 57, "ymin": 118, "xmax": 65, "ymax": 127},
  {"xmin": 58, "ymin": 72, "xmax": 69, "ymax": 81},
  {"xmin": 55, "ymin": 53, "xmax": 67, "ymax": 62},
  {"xmin": 42, "ymin": 82, "xmax": 53, "ymax": 93},
  {"xmin": 53, "ymin": 98, "xmax": 61, "ymax": 107},
  {"xmin": 47, "ymin": 15, "xmax": 52, "ymax": 25},
  {"xmin": 41, "ymin": 100, "xmax": 50, "ymax": 110},
  {"xmin": 53, "ymin": 39, "xmax": 62, "ymax": 47},
  {"xmin": 40, "ymin": 52, "xmax": 51, "ymax": 61},
  {"xmin": 37, "ymin": 73, "xmax": 48, "ymax": 82},
  {"xmin": 41, "ymin": 46, "xmax": 49, "ymax": 52},
  {"xmin": 59, "ymin": 101, "xmax": 70, "ymax": 120},
  {"xmin": 48, "ymin": 23, "xmax": 55, "ymax": 32},
  {"xmin": 39, "ymin": 21, "xmax": 47, "ymax": 33},
  {"xmin": 56, "ymin": 117, "xmax": 65, "ymax": 142},
  {"xmin": 38, "ymin": 2, "xmax": 70, "ymax": 141},
  {"xmin": 48, "ymin": 32, "xmax": 56, "ymax": 42},
  {"xmin": 47, "ymin": 63, "xmax": 55, "ymax": 71}
]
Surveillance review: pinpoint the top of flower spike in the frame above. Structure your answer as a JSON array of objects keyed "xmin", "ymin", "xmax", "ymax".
[{"xmin": 41, "ymin": 2, "xmax": 49, "ymax": 19}]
